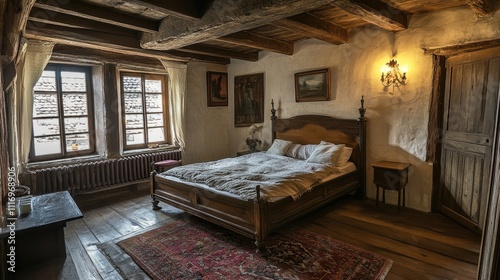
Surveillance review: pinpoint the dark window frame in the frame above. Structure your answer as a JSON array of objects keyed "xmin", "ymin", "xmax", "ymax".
[
  {"xmin": 30, "ymin": 64, "xmax": 96, "ymax": 162},
  {"xmin": 120, "ymin": 72, "xmax": 169, "ymax": 150}
]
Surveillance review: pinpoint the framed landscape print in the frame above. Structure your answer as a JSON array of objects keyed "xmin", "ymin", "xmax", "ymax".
[
  {"xmin": 234, "ymin": 73, "xmax": 264, "ymax": 127},
  {"xmin": 294, "ymin": 68, "xmax": 330, "ymax": 102},
  {"xmin": 206, "ymin": 71, "xmax": 228, "ymax": 106}
]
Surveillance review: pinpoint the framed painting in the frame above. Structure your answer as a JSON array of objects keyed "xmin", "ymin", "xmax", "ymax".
[
  {"xmin": 207, "ymin": 71, "xmax": 228, "ymax": 106},
  {"xmin": 234, "ymin": 73, "xmax": 264, "ymax": 127},
  {"xmin": 294, "ymin": 68, "xmax": 330, "ymax": 102}
]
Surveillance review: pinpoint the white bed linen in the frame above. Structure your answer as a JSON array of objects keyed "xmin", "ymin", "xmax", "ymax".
[{"xmin": 159, "ymin": 152, "xmax": 357, "ymax": 201}]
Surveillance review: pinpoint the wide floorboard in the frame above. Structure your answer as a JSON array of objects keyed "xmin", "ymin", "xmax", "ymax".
[{"xmin": 17, "ymin": 186, "xmax": 481, "ymax": 279}]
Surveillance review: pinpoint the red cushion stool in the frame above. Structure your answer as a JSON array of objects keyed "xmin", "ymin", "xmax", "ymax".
[{"xmin": 152, "ymin": 159, "xmax": 182, "ymax": 172}]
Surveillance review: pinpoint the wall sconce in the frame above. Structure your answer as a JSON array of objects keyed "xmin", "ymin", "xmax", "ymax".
[{"xmin": 380, "ymin": 59, "xmax": 407, "ymax": 89}]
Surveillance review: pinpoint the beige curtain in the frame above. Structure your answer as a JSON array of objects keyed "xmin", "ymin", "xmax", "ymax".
[
  {"xmin": 160, "ymin": 60, "xmax": 187, "ymax": 150},
  {"xmin": 10, "ymin": 40, "xmax": 54, "ymax": 172}
]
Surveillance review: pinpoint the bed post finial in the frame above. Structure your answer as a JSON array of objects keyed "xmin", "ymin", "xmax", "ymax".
[
  {"xmin": 271, "ymin": 100, "xmax": 277, "ymax": 141},
  {"xmin": 358, "ymin": 96, "xmax": 366, "ymax": 120},
  {"xmin": 271, "ymin": 99, "xmax": 276, "ymax": 120}
]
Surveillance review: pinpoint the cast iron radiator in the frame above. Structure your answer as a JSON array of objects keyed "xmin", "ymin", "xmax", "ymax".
[{"xmin": 28, "ymin": 150, "xmax": 182, "ymax": 195}]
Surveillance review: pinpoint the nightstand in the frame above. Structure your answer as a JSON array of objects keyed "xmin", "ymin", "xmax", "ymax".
[{"xmin": 371, "ymin": 160, "xmax": 411, "ymax": 211}]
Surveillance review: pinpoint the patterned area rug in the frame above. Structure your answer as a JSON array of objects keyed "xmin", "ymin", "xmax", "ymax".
[{"xmin": 113, "ymin": 217, "xmax": 393, "ymax": 279}]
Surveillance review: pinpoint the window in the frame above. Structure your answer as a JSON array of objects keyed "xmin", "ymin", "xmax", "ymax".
[
  {"xmin": 121, "ymin": 73, "xmax": 169, "ymax": 149},
  {"xmin": 31, "ymin": 64, "xmax": 95, "ymax": 161}
]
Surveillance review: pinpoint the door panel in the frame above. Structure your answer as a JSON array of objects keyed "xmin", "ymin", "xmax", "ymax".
[{"xmin": 439, "ymin": 47, "xmax": 500, "ymax": 233}]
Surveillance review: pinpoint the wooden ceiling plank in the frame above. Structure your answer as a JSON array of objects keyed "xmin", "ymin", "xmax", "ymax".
[
  {"xmin": 214, "ymin": 31, "xmax": 294, "ymax": 55},
  {"xmin": 24, "ymin": 26, "xmax": 186, "ymax": 62},
  {"xmin": 124, "ymin": 0, "xmax": 204, "ymax": 20},
  {"xmin": 28, "ymin": 7, "xmax": 136, "ymax": 37},
  {"xmin": 273, "ymin": 13, "xmax": 348, "ymax": 45},
  {"xmin": 330, "ymin": 0, "xmax": 408, "ymax": 31},
  {"xmin": 34, "ymin": 0, "xmax": 158, "ymax": 33},
  {"xmin": 179, "ymin": 44, "xmax": 259, "ymax": 62},
  {"xmin": 141, "ymin": 0, "xmax": 344, "ymax": 50},
  {"xmin": 465, "ymin": 0, "xmax": 492, "ymax": 17}
]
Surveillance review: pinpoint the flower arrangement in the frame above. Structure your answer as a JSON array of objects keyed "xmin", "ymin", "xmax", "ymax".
[{"xmin": 246, "ymin": 124, "xmax": 262, "ymax": 152}]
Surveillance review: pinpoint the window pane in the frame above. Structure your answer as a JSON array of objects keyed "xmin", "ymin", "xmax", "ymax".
[
  {"xmin": 126, "ymin": 129, "xmax": 145, "ymax": 145},
  {"xmin": 34, "ymin": 136, "xmax": 61, "ymax": 156},
  {"xmin": 145, "ymin": 79, "xmax": 162, "ymax": 93},
  {"xmin": 34, "ymin": 70, "xmax": 56, "ymax": 92},
  {"xmin": 63, "ymin": 93, "xmax": 88, "ymax": 116},
  {"xmin": 66, "ymin": 134, "xmax": 90, "ymax": 152},
  {"xmin": 148, "ymin": 128, "xmax": 165, "ymax": 143},
  {"xmin": 33, "ymin": 93, "xmax": 59, "ymax": 117},
  {"xmin": 147, "ymin": 113, "xmax": 164, "ymax": 127},
  {"xmin": 146, "ymin": 94, "xmax": 163, "ymax": 113},
  {"xmin": 61, "ymin": 71, "xmax": 86, "ymax": 92},
  {"xmin": 33, "ymin": 118, "xmax": 60, "ymax": 136},
  {"xmin": 125, "ymin": 114, "xmax": 144, "ymax": 129},
  {"xmin": 123, "ymin": 76, "xmax": 142, "ymax": 92},
  {"xmin": 124, "ymin": 93, "xmax": 143, "ymax": 113},
  {"xmin": 64, "ymin": 117, "xmax": 89, "ymax": 134}
]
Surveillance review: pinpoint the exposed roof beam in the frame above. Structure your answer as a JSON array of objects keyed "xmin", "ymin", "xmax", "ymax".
[
  {"xmin": 28, "ymin": 7, "xmax": 136, "ymax": 37},
  {"xmin": 141, "ymin": 0, "xmax": 343, "ymax": 50},
  {"xmin": 465, "ymin": 0, "xmax": 492, "ymax": 17},
  {"xmin": 273, "ymin": 13, "xmax": 348, "ymax": 45},
  {"xmin": 166, "ymin": 50, "xmax": 230, "ymax": 64},
  {"xmin": 51, "ymin": 45, "xmax": 166, "ymax": 70},
  {"xmin": 179, "ymin": 44, "xmax": 259, "ymax": 62},
  {"xmin": 34, "ymin": 0, "xmax": 159, "ymax": 33},
  {"xmin": 330, "ymin": 0, "xmax": 407, "ymax": 31},
  {"xmin": 25, "ymin": 26, "xmax": 229, "ymax": 64},
  {"xmin": 24, "ymin": 26, "xmax": 186, "ymax": 62},
  {"xmin": 214, "ymin": 31, "xmax": 293, "ymax": 55},
  {"xmin": 125, "ymin": 0, "xmax": 205, "ymax": 20}
]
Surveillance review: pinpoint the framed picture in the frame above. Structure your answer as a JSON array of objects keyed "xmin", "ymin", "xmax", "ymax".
[
  {"xmin": 234, "ymin": 73, "xmax": 264, "ymax": 127},
  {"xmin": 206, "ymin": 71, "xmax": 228, "ymax": 106},
  {"xmin": 294, "ymin": 68, "xmax": 330, "ymax": 102}
]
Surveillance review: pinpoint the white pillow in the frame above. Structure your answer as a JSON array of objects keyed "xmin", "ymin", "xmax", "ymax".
[
  {"xmin": 267, "ymin": 139, "xmax": 293, "ymax": 155},
  {"xmin": 296, "ymin": 144, "xmax": 318, "ymax": 160},
  {"xmin": 306, "ymin": 142, "xmax": 345, "ymax": 165},
  {"xmin": 336, "ymin": 147, "xmax": 353, "ymax": 167},
  {"xmin": 285, "ymin": 143, "xmax": 302, "ymax": 158}
]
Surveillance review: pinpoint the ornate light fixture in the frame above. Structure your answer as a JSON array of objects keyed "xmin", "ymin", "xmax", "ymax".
[{"xmin": 380, "ymin": 59, "xmax": 407, "ymax": 89}]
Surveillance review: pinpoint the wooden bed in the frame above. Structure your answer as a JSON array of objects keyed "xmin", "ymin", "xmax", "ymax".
[{"xmin": 150, "ymin": 97, "xmax": 366, "ymax": 252}]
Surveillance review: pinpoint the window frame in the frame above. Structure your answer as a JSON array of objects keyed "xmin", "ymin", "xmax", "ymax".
[
  {"xmin": 120, "ymin": 72, "xmax": 169, "ymax": 150},
  {"xmin": 30, "ymin": 64, "xmax": 96, "ymax": 162}
]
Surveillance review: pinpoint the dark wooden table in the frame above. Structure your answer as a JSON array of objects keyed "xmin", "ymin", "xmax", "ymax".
[
  {"xmin": 1, "ymin": 191, "xmax": 83, "ymax": 274},
  {"xmin": 371, "ymin": 160, "xmax": 411, "ymax": 211}
]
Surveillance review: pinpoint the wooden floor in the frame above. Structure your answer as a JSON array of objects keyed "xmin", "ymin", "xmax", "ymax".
[{"xmin": 17, "ymin": 186, "xmax": 481, "ymax": 279}]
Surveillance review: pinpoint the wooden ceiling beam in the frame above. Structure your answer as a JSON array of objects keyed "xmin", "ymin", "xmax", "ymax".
[
  {"xmin": 465, "ymin": 0, "xmax": 492, "ymax": 17},
  {"xmin": 124, "ymin": 0, "xmax": 205, "ymax": 20},
  {"xmin": 178, "ymin": 44, "xmax": 259, "ymax": 62},
  {"xmin": 34, "ymin": 0, "xmax": 159, "ymax": 33},
  {"xmin": 141, "ymin": 0, "xmax": 343, "ymax": 50},
  {"xmin": 25, "ymin": 26, "xmax": 230, "ymax": 64},
  {"xmin": 28, "ymin": 7, "xmax": 137, "ymax": 37},
  {"xmin": 273, "ymin": 13, "xmax": 348, "ymax": 45},
  {"xmin": 214, "ymin": 31, "xmax": 293, "ymax": 55},
  {"xmin": 330, "ymin": 0, "xmax": 407, "ymax": 31},
  {"xmin": 24, "ymin": 26, "xmax": 186, "ymax": 62},
  {"xmin": 51, "ymin": 45, "xmax": 166, "ymax": 70}
]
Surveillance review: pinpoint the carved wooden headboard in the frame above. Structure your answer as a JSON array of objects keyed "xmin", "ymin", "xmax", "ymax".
[{"xmin": 270, "ymin": 97, "xmax": 367, "ymax": 198}]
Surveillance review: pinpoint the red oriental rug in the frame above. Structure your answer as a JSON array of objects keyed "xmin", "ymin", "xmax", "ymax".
[{"xmin": 115, "ymin": 217, "xmax": 392, "ymax": 279}]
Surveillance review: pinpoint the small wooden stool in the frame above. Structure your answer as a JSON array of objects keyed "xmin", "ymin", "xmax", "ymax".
[{"xmin": 152, "ymin": 159, "xmax": 182, "ymax": 172}]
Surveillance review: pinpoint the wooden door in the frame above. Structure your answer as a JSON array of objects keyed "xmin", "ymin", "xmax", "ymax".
[{"xmin": 439, "ymin": 46, "xmax": 500, "ymax": 234}]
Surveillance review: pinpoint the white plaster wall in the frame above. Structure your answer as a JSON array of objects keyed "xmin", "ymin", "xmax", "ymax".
[
  {"xmin": 226, "ymin": 6, "xmax": 500, "ymax": 212},
  {"xmin": 183, "ymin": 62, "xmax": 230, "ymax": 164}
]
